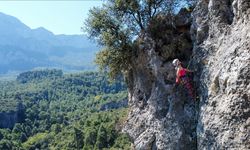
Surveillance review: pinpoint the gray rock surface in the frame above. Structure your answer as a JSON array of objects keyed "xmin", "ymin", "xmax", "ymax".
[
  {"xmin": 123, "ymin": 0, "xmax": 250, "ymax": 149},
  {"xmin": 123, "ymin": 10, "xmax": 197, "ymax": 150},
  {"xmin": 192, "ymin": 0, "xmax": 250, "ymax": 149}
]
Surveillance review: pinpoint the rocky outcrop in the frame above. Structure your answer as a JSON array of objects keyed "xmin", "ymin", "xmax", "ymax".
[
  {"xmin": 100, "ymin": 99, "xmax": 128, "ymax": 111},
  {"xmin": 0, "ymin": 103, "xmax": 25, "ymax": 129},
  {"xmin": 192, "ymin": 0, "xmax": 250, "ymax": 149},
  {"xmin": 123, "ymin": 9, "xmax": 197, "ymax": 150},
  {"xmin": 123, "ymin": 0, "xmax": 250, "ymax": 149}
]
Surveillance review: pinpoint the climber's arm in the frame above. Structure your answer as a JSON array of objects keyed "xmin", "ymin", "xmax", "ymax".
[
  {"xmin": 185, "ymin": 68, "xmax": 194, "ymax": 73},
  {"xmin": 176, "ymin": 69, "xmax": 180, "ymax": 84},
  {"xmin": 176, "ymin": 77, "xmax": 180, "ymax": 84}
]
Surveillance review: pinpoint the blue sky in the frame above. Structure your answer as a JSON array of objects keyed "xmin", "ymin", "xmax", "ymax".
[{"xmin": 0, "ymin": 1, "xmax": 104, "ymax": 35}]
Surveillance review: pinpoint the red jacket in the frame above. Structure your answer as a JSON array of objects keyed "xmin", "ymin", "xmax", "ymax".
[{"xmin": 176, "ymin": 68, "xmax": 188, "ymax": 84}]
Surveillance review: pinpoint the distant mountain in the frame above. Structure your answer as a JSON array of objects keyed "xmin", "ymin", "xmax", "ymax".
[{"xmin": 0, "ymin": 12, "xmax": 99, "ymax": 75}]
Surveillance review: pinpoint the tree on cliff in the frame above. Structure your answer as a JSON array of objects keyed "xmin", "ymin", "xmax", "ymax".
[{"xmin": 85, "ymin": 0, "xmax": 197, "ymax": 79}]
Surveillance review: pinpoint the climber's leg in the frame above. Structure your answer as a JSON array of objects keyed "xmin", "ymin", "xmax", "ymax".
[{"xmin": 182, "ymin": 77, "xmax": 195, "ymax": 100}]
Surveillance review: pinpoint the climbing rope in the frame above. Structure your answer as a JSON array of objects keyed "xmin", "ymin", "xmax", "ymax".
[{"xmin": 187, "ymin": 52, "xmax": 195, "ymax": 69}]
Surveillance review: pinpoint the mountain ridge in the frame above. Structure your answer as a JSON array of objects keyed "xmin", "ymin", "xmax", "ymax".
[{"xmin": 0, "ymin": 12, "xmax": 99, "ymax": 75}]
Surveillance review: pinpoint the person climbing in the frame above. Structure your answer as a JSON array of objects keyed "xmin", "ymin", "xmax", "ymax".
[{"xmin": 172, "ymin": 58, "xmax": 196, "ymax": 100}]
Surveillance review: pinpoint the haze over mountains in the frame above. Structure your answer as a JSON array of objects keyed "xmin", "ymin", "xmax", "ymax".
[{"xmin": 0, "ymin": 12, "xmax": 99, "ymax": 75}]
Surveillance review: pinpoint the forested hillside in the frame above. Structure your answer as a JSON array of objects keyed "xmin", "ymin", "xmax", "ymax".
[{"xmin": 0, "ymin": 70, "xmax": 131, "ymax": 150}]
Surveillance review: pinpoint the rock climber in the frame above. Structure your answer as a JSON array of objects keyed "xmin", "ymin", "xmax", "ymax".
[{"xmin": 172, "ymin": 58, "xmax": 195, "ymax": 100}]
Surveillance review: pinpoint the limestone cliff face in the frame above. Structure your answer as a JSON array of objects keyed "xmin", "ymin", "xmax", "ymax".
[
  {"xmin": 192, "ymin": 0, "xmax": 250, "ymax": 149},
  {"xmin": 123, "ymin": 0, "xmax": 250, "ymax": 149},
  {"xmin": 123, "ymin": 9, "xmax": 197, "ymax": 150}
]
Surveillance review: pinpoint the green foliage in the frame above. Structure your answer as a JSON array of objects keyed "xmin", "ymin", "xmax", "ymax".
[
  {"xmin": 16, "ymin": 69, "xmax": 63, "ymax": 83},
  {"xmin": 0, "ymin": 139, "xmax": 13, "ymax": 150},
  {"xmin": 112, "ymin": 133, "xmax": 132, "ymax": 150},
  {"xmin": 0, "ymin": 70, "xmax": 131, "ymax": 149},
  {"xmin": 95, "ymin": 47, "xmax": 134, "ymax": 79},
  {"xmin": 85, "ymin": 0, "xmax": 197, "ymax": 79},
  {"xmin": 22, "ymin": 132, "xmax": 50, "ymax": 150},
  {"xmin": 0, "ymin": 131, "xmax": 3, "ymax": 141},
  {"xmin": 0, "ymin": 98, "xmax": 17, "ymax": 112},
  {"xmin": 47, "ymin": 109, "xmax": 131, "ymax": 150},
  {"xmin": 84, "ymin": 127, "xmax": 97, "ymax": 147},
  {"xmin": 85, "ymin": 4, "xmax": 135, "ymax": 79},
  {"xmin": 96, "ymin": 124, "xmax": 108, "ymax": 149}
]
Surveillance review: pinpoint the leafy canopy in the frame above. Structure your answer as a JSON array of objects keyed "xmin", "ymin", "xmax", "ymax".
[
  {"xmin": 85, "ymin": 0, "xmax": 196, "ymax": 79},
  {"xmin": 0, "ymin": 70, "xmax": 130, "ymax": 149}
]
